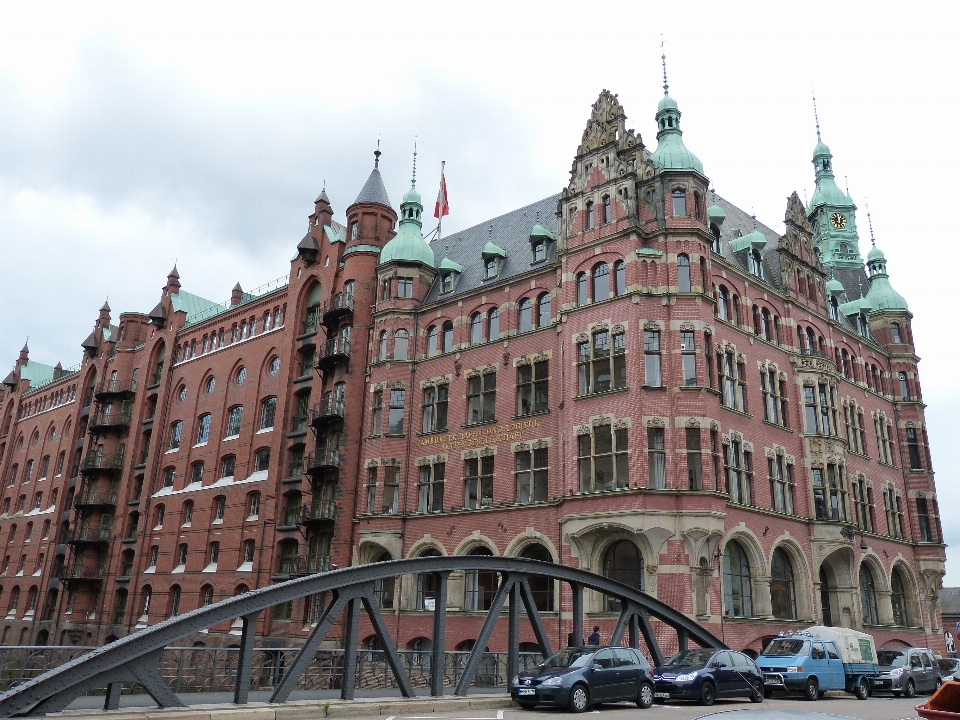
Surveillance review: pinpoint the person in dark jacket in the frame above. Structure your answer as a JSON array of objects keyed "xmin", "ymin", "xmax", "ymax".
[{"xmin": 587, "ymin": 626, "xmax": 601, "ymax": 646}]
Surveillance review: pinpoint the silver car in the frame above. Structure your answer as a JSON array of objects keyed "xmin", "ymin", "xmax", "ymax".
[{"xmin": 872, "ymin": 648, "xmax": 942, "ymax": 697}]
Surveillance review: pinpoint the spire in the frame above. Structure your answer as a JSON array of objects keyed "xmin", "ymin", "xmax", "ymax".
[
  {"xmin": 379, "ymin": 142, "xmax": 432, "ymax": 267},
  {"xmin": 661, "ymin": 36, "xmax": 669, "ymax": 96},
  {"xmin": 168, "ymin": 264, "xmax": 180, "ymax": 279},
  {"xmin": 813, "ymin": 90, "xmax": 821, "ymax": 141},
  {"xmin": 867, "ymin": 202, "xmax": 876, "ymax": 246},
  {"xmin": 412, "ymin": 139, "xmax": 417, "ymax": 187},
  {"xmin": 352, "ymin": 146, "xmax": 393, "ymax": 210},
  {"xmin": 650, "ymin": 46, "xmax": 703, "ymax": 174},
  {"xmin": 374, "ymin": 139, "xmax": 381, "ymax": 169}
]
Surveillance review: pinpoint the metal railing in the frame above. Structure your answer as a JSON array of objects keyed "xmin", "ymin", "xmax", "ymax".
[
  {"xmin": 65, "ymin": 526, "xmax": 112, "ymax": 544},
  {"xmin": 73, "ymin": 483, "xmax": 119, "ymax": 507},
  {"xmin": 317, "ymin": 338, "xmax": 350, "ymax": 364},
  {"xmin": 89, "ymin": 408, "xmax": 132, "ymax": 429},
  {"xmin": 181, "ymin": 274, "xmax": 289, "ymax": 330},
  {"xmin": 305, "ymin": 449, "xmax": 340, "ymax": 471},
  {"xmin": 323, "ymin": 293, "xmax": 354, "ymax": 319},
  {"xmin": 56, "ymin": 563, "xmax": 106, "ymax": 580},
  {"xmin": 312, "ymin": 397, "xmax": 345, "ymax": 422},
  {"xmin": 798, "ymin": 347, "xmax": 828, "ymax": 358},
  {"xmin": 81, "ymin": 451, "xmax": 124, "ymax": 472},
  {"xmin": 96, "ymin": 377, "xmax": 138, "ymax": 396},
  {"xmin": 299, "ymin": 502, "xmax": 336, "ymax": 523}
]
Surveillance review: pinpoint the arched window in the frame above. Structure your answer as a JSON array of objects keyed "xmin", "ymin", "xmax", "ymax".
[
  {"xmin": 521, "ymin": 543, "xmax": 554, "ymax": 611},
  {"xmin": 487, "ymin": 309, "xmax": 500, "ymax": 341},
  {"xmin": 602, "ymin": 195, "xmax": 611, "ymax": 224},
  {"xmin": 537, "ymin": 293, "xmax": 551, "ymax": 328},
  {"xmin": 717, "ymin": 286, "xmax": 729, "ymax": 321},
  {"xmin": 890, "ymin": 322, "xmax": 902, "ymax": 344},
  {"xmin": 585, "ymin": 201, "xmax": 595, "ymax": 230},
  {"xmin": 722, "ymin": 542, "xmax": 753, "ymax": 618},
  {"xmin": 394, "ymin": 330, "xmax": 409, "ymax": 361},
  {"xmin": 427, "ymin": 326, "xmax": 438, "ymax": 357},
  {"xmin": 860, "ymin": 565, "xmax": 879, "ymax": 625},
  {"xmin": 465, "ymin": 547, "xmax": 495, "ymax": 611},
  {"xmin": 603, "ymin": 540, "xmax": 643, "ymax": 611},
  {"xmin": 710, "ymin": 224, "xmax": 722, "ymax": 253},
  {"xmin": 614, "ymin": 260, "xmax": 625, "ymax": 296},
  {"xmin": 518, "ymin": 298, "xmax": 532, "ymax": 333},
  {"xmin": 441, "ymin": 321, "xmax": 454, "ymax": 353},
  {"xmin": 761, "ymin": 309, "xmax": 771, "ymax": 341},
  {"xmin": 592, "ymin": 263, "xmax": 610, "ymax": 302},
  {"xmin": 830, "ymin": 296, "xmax": 839, "ymax": 320},
  {"xmin": 677, "ymin": 254, "xmax": 691, "ymax": 293},
  {"xmin": 576, "ymin": 272, "xmax": 588, "ymax": 306},
  {"xmin": 470, "ymin": 313, "xmax": 483, "ymax": 345},
  {"xmin": 891, "ymin": 569, "xmax": 909, "ymax": 626},
  {"xmin": 770, "ymin": 548, "xmax": 797, "ymax": 620},
  {"xmin": 378, "ymin": 331, "xmax": 388, "ymax": 361},
  {"xmin": 732, "ymin": 295, "xmax": 741, "ymax": 325}
]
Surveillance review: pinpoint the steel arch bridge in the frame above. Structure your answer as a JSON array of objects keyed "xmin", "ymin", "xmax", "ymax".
[{"xmin": 0, "ymin": 557, "xmax": 725, "ymax": 717}]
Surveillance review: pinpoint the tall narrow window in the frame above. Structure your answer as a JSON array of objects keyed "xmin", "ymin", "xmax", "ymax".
[
  {"xmin": 466, "ymin": 372, "xmax": 497, "ymax": 425},
  {"xmin": 586, "ymin": 201, "xmax": 595, "ymax": 230},
  {"xmin": 417, "ymin": 462, "xmax": 445, "ymax": 513},
  {"xmin": 387, "ymin": 390, "xmax": 405, "ymax": 435},
  {"xmin": 259, "ymin": 397, "xmax": 277, "ymax": 430},
  {"xmin": 226, "ymin": 406, "xmax": 242, "ymax": 437},
  {"xmin": 592, "ymin": 263, "xmax": 610, "ymax": 302},
  {"xmin": 602, "ymin": 195, "xmax": 611, "ymax": 223},
  {"xmin": 812, "ymin": 464, "xmax": 848, "ymax": 521},
  {"xmin": 722, "ymin": 542, "xmax": 752, "ymax": 618},
  {"xmin": 677, "ymin": 254, "xmax": 691, "ymax": 292},
  {"xmin": 906, "ymin": 427, "xmax": 922, "ymax": 469},
  {"xmin": 671, "ymin": 190, "xmax": 686, "ymax": 216},
  {"xmin": 613, "ymin": 260, "xmax": 625, "ymax": 296},
  {"xmin": 382, "ymin": 467, "xmax": 399, "ymax": 514},
  {"xmin": 517, "ymin": 361, "xmax": 548, "ymax": 416},
  {"xmin": 578, "ymin": 425, "xmax": 629, "ymax": 492},
  {"xmin": 644, "ymin": 330, "xmax": 661, "ymax": 387},
  {"xmin": 603, "ymin": 541, "xmax": 643, "ymax": 611},
  {"xmin": 422, "ymin": 384, "xmax": 449, "ymax": 433},
  {"xmin": 750, "ymin": 249, "xmax": 763, "ymax": 278},
  {"xmin": 717, "ymin": 287, "xmax": 729, "ymax": 321},
  {"xmin": 441, "ymin": 321, "xmax": 454, "ymax": 353},
  {"xmin": 394, "ymin": 329, "xmax": 409, "ymax": 361},
  {"xmin": 860, "ymin": 566, "xmax": 879, "ymax": 625},
  {"xmin": 898, "ymin": 372, "xmax": 910, "ymax": 400},
  {"xmin": 427, "ymin": 326, "xmax": 438, "ymax": 357},
  {"xmin": 378, "ymin": 331, "xmax": 388, "ymax": 361},
  {"xmin": 576, "ymin": 273, "xmax": 588, "ymax": 306},
  {"xmin": 769, "ymin": 455, "xmax": 794, "ymax": 514},
  {"xmin": 371, "ymin": 390, "xmax": 382, "ymax": 435},
  {"xmin": 515, "ymin": 447, "xmax": 548, "ymax": 504},
  {"xmin": 168, "ymin": 421, "xmax": 182, "ymax": 450},
  {"xmin": 464, "ymin": 456, "xmax": 494, "ymax": 508},
  {"xmin": 770, "ymin": 549, "xmax": 797, "ymax": 620},
  {"xmin": 761, "ymin": 369, "xmax": 785, "ymax": 426},
  {"xmin": 366, "ymin": 468, "xmax": 377, "ymax": 514},
  {"xmin": 724, "ymin": 440, "xmax": 752, "ymax": 505},
  {"xmin": 470, "ymin": 313, "xmax": 483, "ymax": 345},
  {"xmin": 518, "ymin": 298, "xmax": 532, "ymax": 333},
  {"xmin": 685, "ymin": 427, "xmax": 703, "ymax": 490},
  {"xmin": 537, "ymin": 293, "xmax": 551, "ymax": 328},
  {"xmin": 196, "ymin": 414, "xmax": 211, "ymax": 445},
  {"xmin": 891, "ymin": 323, "xmax": 902, "ymax": 343},
  {"xmin": 681, "ymin": 331, "xmax": 696, "ymax": 386},
  {"xmin": 718, "ymin": 350, "xmax": 746, "ymax": 412},
  {"xmin": 487, "ymin": 309, "xmax": 500, "ymax": 341},
  {"xmin": 647, "ymin": 426, "xmax": 665, "ymax": 489},
  {"xmin": 577, "ymin": 331, "xmax": 626, "ymax": 395},
  {"xmin": 851, "ymin": 477, "xmax": 873, "ymax": 532}
]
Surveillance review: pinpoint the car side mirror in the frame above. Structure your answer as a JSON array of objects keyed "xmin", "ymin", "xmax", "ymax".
[{"xmin": 592, "ymin": 664, "xmax": 603, "ymax": 672}]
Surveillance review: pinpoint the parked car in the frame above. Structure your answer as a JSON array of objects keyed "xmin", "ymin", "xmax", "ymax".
[
  {"xmin": 511, "ymin": 646, "xmax": 655, "ymax": 712},
  {"xmin": 938, "ymin": 657, "xmax": 960, "ymax": 682},
  {"xmin": 652, "ymin": 649, "xmax": 764, "ymax": 706},
  {"xmin": 873, "ymin": 647, "xmax": 941, "ymax": 697}
]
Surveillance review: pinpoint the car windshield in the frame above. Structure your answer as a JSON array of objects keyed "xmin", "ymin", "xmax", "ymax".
[
  {"xmin": 878, "ymin": 650, "xmax": 907, "ymax": 667},
  {"xmin": 762, "ymin": 639, "xmax": 810, "ymax": 657},
  {"xmin": 543, "ymin": 649, "xmax": 594, "ymax": 669},
  {"xmin": 939, "ymin": 659, "xmax": 960, "ymax": 673},
  {"xmin": 664, "ymin": 650, "xmax": 713, "ymax": 667}
]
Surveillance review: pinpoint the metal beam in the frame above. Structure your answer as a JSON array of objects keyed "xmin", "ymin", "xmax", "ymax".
[
  {"xmin": 430, "ymin": 572, "xmax": 449, "ymax": 697},
  {"xmin": 517, "ymin": 577, "xmax": 552, "ymax": 659},
  {"xmin": 359, "ymin": 588, "xmax": 414, "ymax": 698},
  {"xmin": 234, "ymin": 610, "xmax": 262, "ymax": 704},
  {"xmin": 506, "ymin": 581, "xmax": 520, "ymax": 689},
  {"xmin": 571, "ymin": 581, "xmax": 583, "ymax": 648},
  {"xmin": 340, "ymin": 596, "xmax": 361, "ymax": 701},
  {"xmin": 454, "ymin": 575, "xmax": 513, "ymax": 695}
]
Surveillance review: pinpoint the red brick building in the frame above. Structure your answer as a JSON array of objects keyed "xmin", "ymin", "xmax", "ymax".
[{"xmin": 0, "ymin": 86, "xmax": 945, "ymax": 658}]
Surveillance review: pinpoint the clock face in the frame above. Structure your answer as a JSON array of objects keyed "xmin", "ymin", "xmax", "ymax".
[{"xmin": 830, "ymin": 212, "xmax": 847, "ymax": 229}]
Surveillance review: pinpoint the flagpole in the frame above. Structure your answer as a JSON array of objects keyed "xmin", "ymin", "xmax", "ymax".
[{"xmin": 437, "ymin": 160, "xmax": 445, "ymax": 244}]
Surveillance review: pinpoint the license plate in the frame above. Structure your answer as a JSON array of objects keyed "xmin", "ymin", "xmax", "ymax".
[
  {"xmin": 654, "ymin": 692, "xmax": 670, "ymax": 699},
  {"xmin": 518, "ymin": 688, "xmax": 536, "ymax": 696}
]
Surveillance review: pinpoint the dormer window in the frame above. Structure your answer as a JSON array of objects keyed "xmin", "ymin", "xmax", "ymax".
[
  {"xmin": 710, "ymin": 224, "xmax": 722, "ymax": 254},
  {"xmin": 485, "ymin": 258, "xmax": 499, "ymax": 279},
  {"xmin": 441, "ymin": 273, "xmax": 454, "ymax": 293},
  {"xmin": 829, "ymin": 297, "xmax": 839, "ymax": 321},
  {"xmin": 749, "ymin": 249, "xmax": 764, "ymax": 278},
  {"xmin": 532, "ymin": 241, "xmax": 546, "ymax": 263}
]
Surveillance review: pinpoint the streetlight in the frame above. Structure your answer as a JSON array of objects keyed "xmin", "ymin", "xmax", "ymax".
[
  {"xmin": 714, "ymin": 544, "xmax": 726, "ymax": 644},
  {"xmin": 840, "ymin": 526, "xmax": 869, "ymax": 551}
]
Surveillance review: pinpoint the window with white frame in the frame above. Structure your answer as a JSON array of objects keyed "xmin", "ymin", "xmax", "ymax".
[
  {"xmin": 812, "ymin": 463, "xmax": 848, "ymax": 521},
  {"xmin": 417, "ymin": 461, "xmax": 445, "ymax": 513},
  {"xmin": 724, "ymin": 438, "xmax": 752, "ymax": 505},
  {"xmin": 464, "ymin": 456, "xmax": 494, "ymax": 508},
  {"xmin": 515, "ymin": 446, "xmax": 548, "ymax": 504},
  {"xmin": 647, "ymin": 426, "xmax": 665, "ymax": 489},
  {"xmin": 466, "ymin": 372, "xmax": 496, "ymax": 425},
  {"xmin": 578, "ymin": 424, "xmax": 628, "ymax": 492},
  {"xmin": 768, "ymin": 454, "xmax": 794, "ymax": 515},
  {"xmin": 761, "ymin": 368, "xmax": 787, "ymax": 427},
  {"xmin": 577, "ymin": 330, "xmax": 626, "ymax": 395},
  {"xmin": 422, "ymin": 384, "xmax": 449, "ymax": 433},
  {"xmin": 517, "ymin": 361, "xmax": 548, "ymax": 416}
]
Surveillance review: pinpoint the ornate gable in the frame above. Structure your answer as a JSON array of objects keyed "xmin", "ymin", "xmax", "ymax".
[
  {"xmin": 778, "ymin": 191, "xmax": 824, "ymax": 273},
  {"xmin": 578, "ymin": 90, "xmax": 634, "ymax": 154}
]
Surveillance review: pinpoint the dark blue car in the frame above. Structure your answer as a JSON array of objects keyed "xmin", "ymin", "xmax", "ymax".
[
  {"xmin": 653, "ymin": 649, "xmax": 764, "ymax": 705},
  {"xmin": 511, "ymin": 646, "xmax": 655, "ymax": 712}
]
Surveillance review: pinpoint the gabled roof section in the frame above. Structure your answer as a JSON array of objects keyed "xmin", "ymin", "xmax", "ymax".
[
  {"xmin": 423, "ymin": 195, "xmax": 559, "ymax": 304},
  {"xmin": 20, "ymin": 360, "xmax": 56, "ymax": 388},
  {"xmin": 323, "ymin": 220, "xmax": 346, "ymax": 244},
  {"xmin": 171, "ymin": 290, "xmax": 223, "ymax": 325},
  {"xmin": 352, "ymin": 168, "xmax": 392, "ymax": 210}
]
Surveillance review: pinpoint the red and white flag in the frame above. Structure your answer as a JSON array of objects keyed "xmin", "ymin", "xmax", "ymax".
[{"xmin": 435, "ymin": 162, "xmax": 450, "ymax": 219}]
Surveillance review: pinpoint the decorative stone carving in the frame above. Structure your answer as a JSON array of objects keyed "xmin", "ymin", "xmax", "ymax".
[
  {"xmin": 710, "ymin": 421, "xmax": 720, "ymax": 432},
  {"xmin": 611, "ymin": 323, "xmax": 627, "ymax": 335},
  {"xmin": 365, "ymin": 458, "xmax": 379, "ymax": 468},
  {"xmin": 454, "ymin": 359, "xmax": 462, "ymax": 378},
  {"xmin": 589, "ymin": 321, "xmax": 610, "ymax": 333},
  {"xmin": 685, "ymin": 418, "xmax": 700, "ymax": 428},
  {"xmin": 574, "ymin": 332, "xmax": 590, "ymax": 343},
  {"xmin": 592, "ymin": 415, "xmax": 612, "ymax": 427},
  {"xmin": 680, "ymin": 321, "xmax": 696, "ymax": 331},
  {"xmin": 646, "ymin": 417, "xmax": 665, "ymax": 428},
  {"xmin": 644, "ymin": 320, "xmax": 661, "ymax": 331},
  {"xmin": 743, "ymin": 441, "xmax": 754, "ymax": 453},
  {"xmin": 575, "ymin": 425, "xmax": 591, "ymax": 436}
]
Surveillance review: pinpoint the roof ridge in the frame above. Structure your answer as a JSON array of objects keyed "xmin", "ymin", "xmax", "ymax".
[{"xmin": 432, "ymin": 194, "xmax": 560, "ymax": 244}]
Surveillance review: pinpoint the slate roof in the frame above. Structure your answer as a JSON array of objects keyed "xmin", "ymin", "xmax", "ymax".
[
  {"xmin": 352, "ymin": 168, "xmax": 392, "ymax": 210},
  {"xmin": 423, "ymin": 195, "xmax": 559, "ymax": 304},
  {"xmin": 942, "ymin": 587, "xmax": 960, "ymax": 618}
]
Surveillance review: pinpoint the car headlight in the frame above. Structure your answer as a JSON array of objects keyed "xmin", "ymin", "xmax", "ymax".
[
  {"xmin": 675, "ymin": 672, "xmax": 698, "ymax": 682},
  {"xmin": 890, "ymin": 667, "xmax": 904, "ymax": 678},
  {"xmin": 512, "ymin": 676, "xmax": 520, "ymax": 687},
  {"xmin": 540, "ymin": 676, "xmax": 563, "ymax": 687}
]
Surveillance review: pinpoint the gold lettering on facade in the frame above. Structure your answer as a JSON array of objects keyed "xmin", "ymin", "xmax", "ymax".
[{"xmin": 414, "ymin": 419, "xmax": 542, "ymax": 453}]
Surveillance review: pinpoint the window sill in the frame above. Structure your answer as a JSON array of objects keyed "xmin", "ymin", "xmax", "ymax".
[
  {"xmin": 256, "ymin": 428, "xmax": 274, "ymax": 434},
  {"xmin": 679, "ymin": 384, "xmax": 705, "ymax": 391},
  {"xmin": 762, "ymin": 420, "xmax": 793, "ymax": 433},
  {"xmin": 384, "ymin": 433, "xmax": 406, "ymax": 439},
  {"xmin": 277, "ymin": 524, "xmax": 298, "ymax": 532},
  {"xmin": 165, "ymin": 448, "xmax": 179, "ymax": 454},
  {"xmin": 719, "ymin": 406, "xmax": 752, "ymax": 419},
  {"xmin": 642, "ymin": 385, "xmax": 667, "ymax": 391},
  {"xmin": 877, "ymin": 460, "xmax": 899, "ymax": 470},
  {"xmin": 574, "ymin": 387, "xmax": 629, "ymax": 401},
  {"xmin": 461, "ymin": 420, "xmax": 498, "ymax": 429},
  {"xmin": 416, "ymin": 429, "xmax": 450, "ymax": 438},
  {"xmin": 512, "ymin": 410, "xmax": 551, "ymax": 421},
  {"xmin": 193, "ymin": 441, "xmax": 208, "ymax": 449}
]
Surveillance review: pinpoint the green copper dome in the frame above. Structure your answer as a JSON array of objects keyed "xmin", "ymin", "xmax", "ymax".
[
  {"xmin": 826, "ymin": 277, "xmax": 844, "ymax": 296},
  {"xmin": 866, "ymin": 244, "xmax": 885, "ymax": 263},
  {"xmin": 650, "ymin": 85, "xmax": 703, "ymax": 174},
  {"xmin": 707, "ymin": 200, "xmax": 726, "ymax": 226},
  {"xmin": 813, "ymin": 138, "xmax": 831, "ymax": 158},
  {"xmin": 657, "ymin": 93, "xmax": 678, "ymax": 113},
  {"xmin": 864, "ymin": 242, "xmax": 908, "ymax": 312},
  {"xmin": 531, "ymin": 222, "xmax": 555, "ymax": 241},
  {"xmin": 380, "ymin": 167, "xmax": 434, "ymax": 267}
]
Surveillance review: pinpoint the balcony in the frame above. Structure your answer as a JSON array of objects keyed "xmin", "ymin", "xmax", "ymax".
[
  {"xmin": 57, "ymin": 562, "xmax": 106, "ymax": 582},
  {"xmin": 310, "ymin": 397, "xmax": 344, "ymax": 431},
  {"xmin": 298, "ymin": 502, "xmax": 336, "ymax": 531},
  {"xmin": 65, "ymin": 525, "xmax": 113, "ymax": 545},
  {"xmin": 305, "ymin": 449, "xmax": 340, "ymax": 478},
  {"xmin": 315, "ymin": 338, "xmax": 350, "ymax": 374},
  {"xmin": 798, "ymin": 347, "xmax": 828, "ymax": 359},
  {"xmin": 73, "ymin": 482, "xmax": 119, "ymax": 508},
  {"xmin": 300, "ymin": 314, "xmax": 321, "ymax": 337},
  {"xmin": 80, "ymin": 450, "xmax": 125, "ymax": 475},
  {"xmin": 89, "ymin": 407, "xmax": 132, "ymax": 432},
  {"xmin": 95, "ymin": 376, "xmax": 138, "ymax": 400},
  {"xmin": 295, "ymin": 555, "xmax": 331, "ymax": 576},
  {"xmin": 322, "ymin": 293, "xmax": 354, "ymax": 329}
]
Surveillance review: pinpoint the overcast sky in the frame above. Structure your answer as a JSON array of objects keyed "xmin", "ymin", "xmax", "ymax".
[{"xmin": 2, "ymin": 2, "xmax": 958, "ymax": 581}]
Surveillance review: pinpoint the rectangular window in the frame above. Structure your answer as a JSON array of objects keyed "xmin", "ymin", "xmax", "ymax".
[
  {"xmin": 387, "ymin": 389, "xmax": 405, "ymax": 435},
  {"xmin": 226, "ymin": 407, "xmax": 242, "ymax": 437},
  {"xmin": 464, "ymin": 455, "xmax": 494, "ymax": 508},
  {"xmin": 769, "ymin": 455, "xmax": 794, "ymax": 514},
  {"xmin": 260, "ymin": 398, "xmax": 277, "ymax": 430},
  {"xmin": 366, "ymin": 468, "xmax": 377, "ymax": 513},
  {"xmin": 220, "ymin": 455, "xmax": 235, "ymax": 478},
  {"xmin": 647, "ymin": 426, "xmax": 665, "ymax": 488},
  {"xmin": 162, "ymin": 467, "xmax": 175, "ymax": 488},
  {"xmin": 672, "ymin": 191, "xmax": 686, "ymax": 216},
  {"xmin": 578, "ymin": 425, "xmax": 629, "ymax": 492},
  {"xmin": 761, "ymin": 370, "xmax": 785, "ymax": 426},
  {"xmin": 724, "ymin": 440, "xmax": 752, "ymax": 505},
  {"xmin": 397, "ymin": 278, "xmax": 413, "ymax": 298},
  {"xmin": 467, "ymin": 372, "xmax": 497, "ymax": 425},
  {"xmin": 917, "ymin": 497, "xmax": 934, "ymax": 542},
  {"xmin": 906, "ymin": 427, "xmax": 922, "ymax": 470},
  {"xmin": 710, "ymin": 429, "xmax": 721, "ymax": 491},
  {"xmin": 517, "ymin": 361, "xmax": 548, "ymax": 416},
  {"xmin": 813, "ymin": 464, "xmax": 848, "ymax": 521},
  {"xmin": 577, "ymin": 332, "xmax": 626, "ymax": 396},
  {"xmin": 168, "ymin": 421, "xmax": 182, "ymax": 450},
  {"xmin": 719, "ymin": 351, "xmax": 746, "ymax": 412},
  {"xmin": 196, "ymin": 414, "xmax": 211, "ymax": 445},
  {"xmin": 644, "ymin": 330, "xmax": 662, "ymax": 387},
  {"xmin": 418, "ymin": 462, "xmax": 445, "ymax": 513},
  {"xmin": 681, "ymin": 332, "xmax": 697, "ymax": 386},
  {"xmin": 685, "ymin": 427, "xmax": 703, "ymax": 490},
  {"xmin": 515, "ymin": 447, "xmax": 548, "ymax": 504},
  {"xmin": 215, "ymin": 496, "xmax": 225, "ymax": 521},
  {"xmin": 371, "ymin": 390, "xmax": 383, "ymax": 435},
  {"xmin": 190, "ymin": 462, "xmax": 204, "ymax": 484},
  {"xmin": 421, "ymin": 384, "xmax": 448, "ymax": 433},
  {"xmin": 382, "ymin": 466, "xmax": 399, "ymax": 514},
  {"xmin": 851, "ymin": 478, "xmax": 873, "ymax": 532}
]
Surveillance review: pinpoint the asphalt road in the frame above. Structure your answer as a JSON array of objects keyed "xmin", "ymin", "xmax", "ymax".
[{"xmin": 62, "ymin": 691, "xmax": 931, "ymax": 720}]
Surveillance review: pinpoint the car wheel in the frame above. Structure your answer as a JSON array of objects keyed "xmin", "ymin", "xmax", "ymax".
[
  {"xmin": 804, "ymin": 677, "xmax": 819, "ymax": 701},
  {"xmin": 763, "ymin": 688, "xmax": 774, "ymax": 699},
  {"xmin": 905, "ymin": 679, "xmax": 916, "ymax": 698},
  {"xmin": 636, "ymin": 682, "xmax": 654, "ymax": 709},
  {"xmin": 569, "ymin": 684, "xmax": 589, "ymax": 713},
  {"xmin": 699, "ymin": 681, "xmax": 716, "ymax": 706},
  {"xmin": 855, "ymin": 676, "xmax": 869, "ymax": 700},
  {"xmin": 750, "ymin": 680, "xmax": 764, "ymax": 703}
]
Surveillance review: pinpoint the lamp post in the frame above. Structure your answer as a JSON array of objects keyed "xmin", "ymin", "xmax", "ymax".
[{"xmin": 715, "ymin": 544, "xmax": 726, "ymax": 645}]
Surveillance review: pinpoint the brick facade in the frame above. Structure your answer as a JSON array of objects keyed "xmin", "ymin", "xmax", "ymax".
[{"xmin": 0, "ymin": 89, "xmax": 945, "ymax": 658}]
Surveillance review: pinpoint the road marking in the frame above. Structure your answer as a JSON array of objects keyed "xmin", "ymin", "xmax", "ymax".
[{"xmin": 497, "ymin": 710, "xmax": 504, "ymax": 720}]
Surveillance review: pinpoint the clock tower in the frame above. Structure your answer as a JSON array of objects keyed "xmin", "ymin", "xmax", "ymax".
[{"xmin": 805, "ymin": 106, "xmax": 862, "ymax": 269}]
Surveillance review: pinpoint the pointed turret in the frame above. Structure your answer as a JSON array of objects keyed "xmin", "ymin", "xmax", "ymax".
[
  {"xmin": 650, "ymin": 52, "xmax": 703, "ymax": 174},
  {"xmin": 231, "ymin": 283, "xmax": 244, "ymax": 306},
  {"xmin": 864, "ymin": 212, "xmax": 908, "ymax": 313},
  {"xmin": 165, "ymin": 264, "xmax": 182, "ymax": 295},
  {"xmin": 379, "ymin": 147, "xmax": 434, "ymax": 266},
  {"xmin": 351, "ymin": 149, "xmax": 393, "ymax": 211},
  {"xmin": 18, "ymin": 341, "xmax": 29, "ymax": 366}
]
